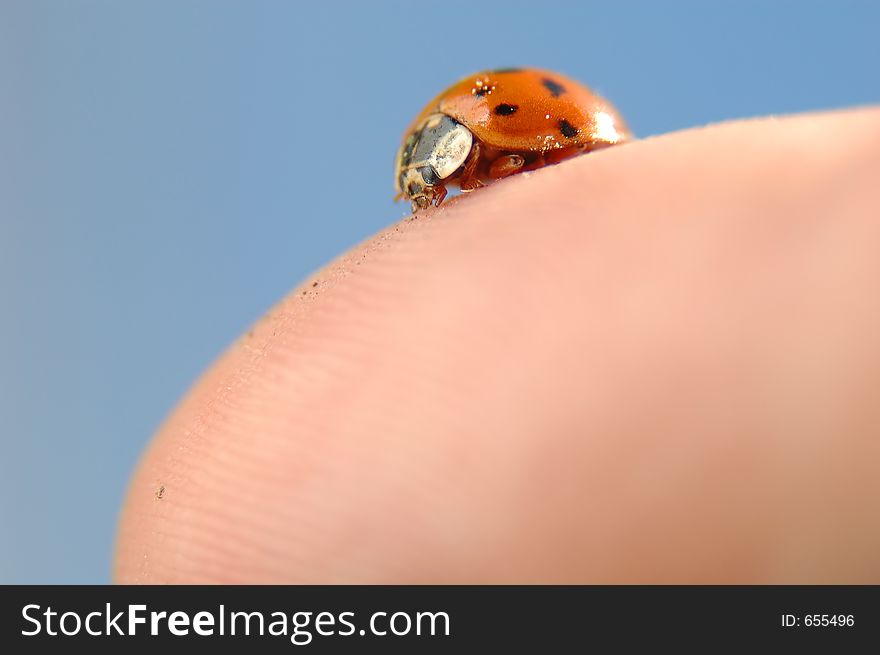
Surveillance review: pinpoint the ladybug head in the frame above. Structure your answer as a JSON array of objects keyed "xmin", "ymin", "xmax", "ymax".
[{"xmin": 395, "ymin": 113, "xmax": 473, "ymax": 212}]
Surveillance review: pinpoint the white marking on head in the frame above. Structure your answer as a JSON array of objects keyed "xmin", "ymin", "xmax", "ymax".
[{"xmin": 429, "ymin": 123, "xmax": 473, "ymax": 180}]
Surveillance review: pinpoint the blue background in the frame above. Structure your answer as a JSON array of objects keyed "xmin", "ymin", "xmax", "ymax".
[{"xmin": 1, "ymin": 1, "xmax": 878, "ymax": 583}]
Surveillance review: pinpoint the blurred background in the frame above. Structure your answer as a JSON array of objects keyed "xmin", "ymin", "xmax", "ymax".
[{"xmin": 1, "ymin": 1, "xmax": 878, "ymax": 583}]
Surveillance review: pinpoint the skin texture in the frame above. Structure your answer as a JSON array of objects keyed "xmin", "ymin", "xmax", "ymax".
[{"xmin": 115, "ymin": 107, "xmax": 880, "ymax": 583}]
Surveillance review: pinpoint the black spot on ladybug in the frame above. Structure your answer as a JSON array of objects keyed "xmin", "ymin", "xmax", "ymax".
[
  {"xmin": 558, "ymin": 119, "xmax": 579, "ymax": 138},
  {"xmin": 494, "ymin": 103, "xmax": 518, "ymax": 116},
  {"xmin": 542, "ymin": 78, "xmax": 566, "ymax": 97}
]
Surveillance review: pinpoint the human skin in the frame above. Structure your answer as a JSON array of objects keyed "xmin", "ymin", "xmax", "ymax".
[{"xmin": 115, "ymin": 108, "xmax": 880, "ymax": 583}]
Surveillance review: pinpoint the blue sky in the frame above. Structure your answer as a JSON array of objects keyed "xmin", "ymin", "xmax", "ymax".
[{"xmin": 1, "ymin": 1, "xmax": 878, "ymax": 582}]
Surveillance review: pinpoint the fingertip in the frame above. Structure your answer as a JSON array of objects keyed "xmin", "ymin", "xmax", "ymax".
[{"xmin": 116, "ymin": 107, "xmax": 880, "ymax": 583}]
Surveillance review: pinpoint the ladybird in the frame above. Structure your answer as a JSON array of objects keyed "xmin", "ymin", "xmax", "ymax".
[{"xmin": 395, "ymin": 68, "xmax": 631, "ymax": 212}]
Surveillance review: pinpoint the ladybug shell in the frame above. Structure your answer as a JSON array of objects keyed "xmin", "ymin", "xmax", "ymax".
[{"xmin": 405, "ymin": 68, "xmax": 631, "ymax": 154}]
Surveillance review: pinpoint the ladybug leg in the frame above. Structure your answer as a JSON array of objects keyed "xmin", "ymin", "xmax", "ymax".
[
  {"xmin": 432, "ymin": 184, "xmax": 448, "ymax": 207},
  {"xmin": 458, "ymin": 142, "xmax": 484, "ymax": 192},
  {"xmin": 488, "ymin": 154, "xmax": 526, "ymax": 179}
]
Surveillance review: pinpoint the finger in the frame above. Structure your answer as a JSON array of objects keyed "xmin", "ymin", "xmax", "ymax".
[{"xmin": 115, "ymin": 108, "xmax": 880, "ymax": 583}]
